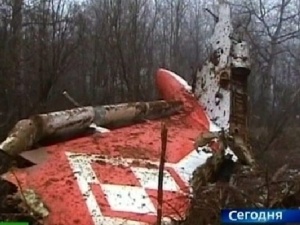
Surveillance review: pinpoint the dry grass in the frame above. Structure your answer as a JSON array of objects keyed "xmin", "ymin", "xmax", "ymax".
[{"xmin": 250, "ymin": 127, "xmax": 300, "ymax": 171}]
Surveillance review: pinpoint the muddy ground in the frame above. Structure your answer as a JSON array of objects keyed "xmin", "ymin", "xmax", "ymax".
[{"xmin": 0, "ymin": 177, "xmax": 42, "ymax": 225}]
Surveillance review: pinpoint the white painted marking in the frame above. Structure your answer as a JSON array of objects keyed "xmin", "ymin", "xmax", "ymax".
[
  {"xmin": 66, "ymin": 152, "xmax": 188, "ymax": 225},
  {"xmin": 101, "ymin": 184, "xmax": 156, "ymax": 215},
  {"xmin": 66, "ymin": 150, "xmax": 212, "ymax": 185},
  {"xmin": 66, "ymin": 112, "xmax": 237, "ymax": 225},
  {"xmin": 172, "ymin": 150, "xmax": 212, "ymax": 184},
  {"xmin": 131, "ymin": 167, "xmax": 179, "ymax": 192},
  {"xmin": 66, "ymin": 152, "xmax": 149, "ymax": 225},
  {"xmin": 67, "ymin": 153, "xmax": 104, "ymax": 224}
]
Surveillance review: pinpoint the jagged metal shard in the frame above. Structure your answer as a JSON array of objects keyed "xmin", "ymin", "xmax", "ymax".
[
  {"xmin": 194, "ymin": 2, "xmax": 251, "ymax": 143},
  {"xmin": 195, "ymin": 3, "xmax": 233, "ymax": 130}
]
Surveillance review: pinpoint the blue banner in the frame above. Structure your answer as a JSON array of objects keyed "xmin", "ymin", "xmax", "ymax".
[{"xmin": 221, "ymin": 209, "xmax": 300, "ymax": 224}]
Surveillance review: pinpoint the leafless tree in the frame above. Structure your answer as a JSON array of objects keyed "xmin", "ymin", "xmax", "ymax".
[{"xmin": 0, "ymin": 0, "xmax": 299, "ymax": 167}]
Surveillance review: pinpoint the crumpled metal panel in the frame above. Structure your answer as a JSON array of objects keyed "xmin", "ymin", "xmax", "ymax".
[
  {"xmin": 194, "ymin": 2, "xmax": 251, "ymax": 147},
  {"xmin": 194, "ymin": 2, "xmax": 233, "ymax": 130}
]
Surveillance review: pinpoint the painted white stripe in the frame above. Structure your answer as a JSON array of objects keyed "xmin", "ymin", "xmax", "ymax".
[
  {"xmin": 171, "ymin": 150, "xmax": 212, "ymax": 184},
  {"xmin": 66, "ymin": 152, "xmax": 149, "ymax": 225},
  {"xmin": 65, "ymin": 145, "xmax": 219, "ymax": 225},
  {"xmin": 101, "ymin": 184, "xmax": 157, "ymax": 215},
  {"xmin": 131, "ymin": 167, "xmax": 179, "ymax": 192},
  {"xmin": 66, "ymin": 153, "xmax": 104, "ymax": 223}
]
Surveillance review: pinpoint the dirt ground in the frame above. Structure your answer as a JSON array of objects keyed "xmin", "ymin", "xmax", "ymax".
[
  {"xmin": 182, "ymin": 162, "xmax": 300, "ymax": 225},
  {"xmin": 0, "ymin": 177, "xmax": 42, "ymax": 225}
]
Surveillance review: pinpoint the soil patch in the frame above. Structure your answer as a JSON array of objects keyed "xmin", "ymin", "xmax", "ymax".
[{"xmin": 0, "ymin": 177, "xmax": 43, "ymax": 225}]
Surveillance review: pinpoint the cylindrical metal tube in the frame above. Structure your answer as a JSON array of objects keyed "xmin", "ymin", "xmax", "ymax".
[
  {"xmin": 0, "ymin": 100, "xmax": 182, "ymax": 157},
  {"xmin": 93, "ymin": 100, "xmax": 182, "ymax": 127}
]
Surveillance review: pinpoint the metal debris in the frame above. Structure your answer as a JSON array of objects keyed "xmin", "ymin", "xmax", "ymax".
[
  {"xmin": 193, "ymin": 130, "xmax": 255, "ymax": 167},
  {"xmin": 194, "ymin": 1, "xmax": 233, "ymax": 130},
  {"xmin": 0, "ymin": 100, "xmax": 182, "ymax": 162},
  {"xmin": 93, "ymin": 100, "xmax": 182, "ymax": 127},
  {"xmin": 194, "ymin": 0, "xmax": 251, "ymax": 149}
]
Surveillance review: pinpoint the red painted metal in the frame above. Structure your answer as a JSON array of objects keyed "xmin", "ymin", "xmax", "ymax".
[
  {"xmin": 156, "ymin": 69, "xmax": 210, "ymax": 130},
  {"xmin": 9, "ymin": 69, "xmax": 211, "ymax": 225}
]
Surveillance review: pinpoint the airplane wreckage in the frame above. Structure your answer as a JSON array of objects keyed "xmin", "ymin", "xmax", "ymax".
[{"xmin": 0, "ymin": 1, "xmax": 299, "ymax": 225}]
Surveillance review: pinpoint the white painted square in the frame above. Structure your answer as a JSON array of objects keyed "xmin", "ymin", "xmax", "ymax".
[
  {"xmin": 131, "ymin": 167, "xmax": 179, "ymax": 192},
  {"xmin": 101, "ymin": 184, "xmax": 156, "ymax": 215},
  {"xmin": 173, "ymin": 149, "xmax": 211, "ymax": 183}
]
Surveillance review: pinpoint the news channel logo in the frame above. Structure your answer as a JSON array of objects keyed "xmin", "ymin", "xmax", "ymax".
[{"xmin": 221, "ymin": 209, "xmax": 300, "ymax": 224}]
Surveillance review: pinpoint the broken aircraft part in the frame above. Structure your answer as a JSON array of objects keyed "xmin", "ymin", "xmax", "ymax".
[
  {"xmin": 0, "ymin": 1, "xmax": 255, "ymax": 224},
  {"xmin": 1, "ymin": 69, "xmax": 214, "ymax": 225},
  {"xmin": 0, "ymin": 100, "xmax": 182, "ymax": 161},
  {"xmin": 194, "ymin": 1, "xmax": 254, "ymax": 166},
  {"xmin": 1, "ymin": 66, "xmax": 254, "ymax": 225}
]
